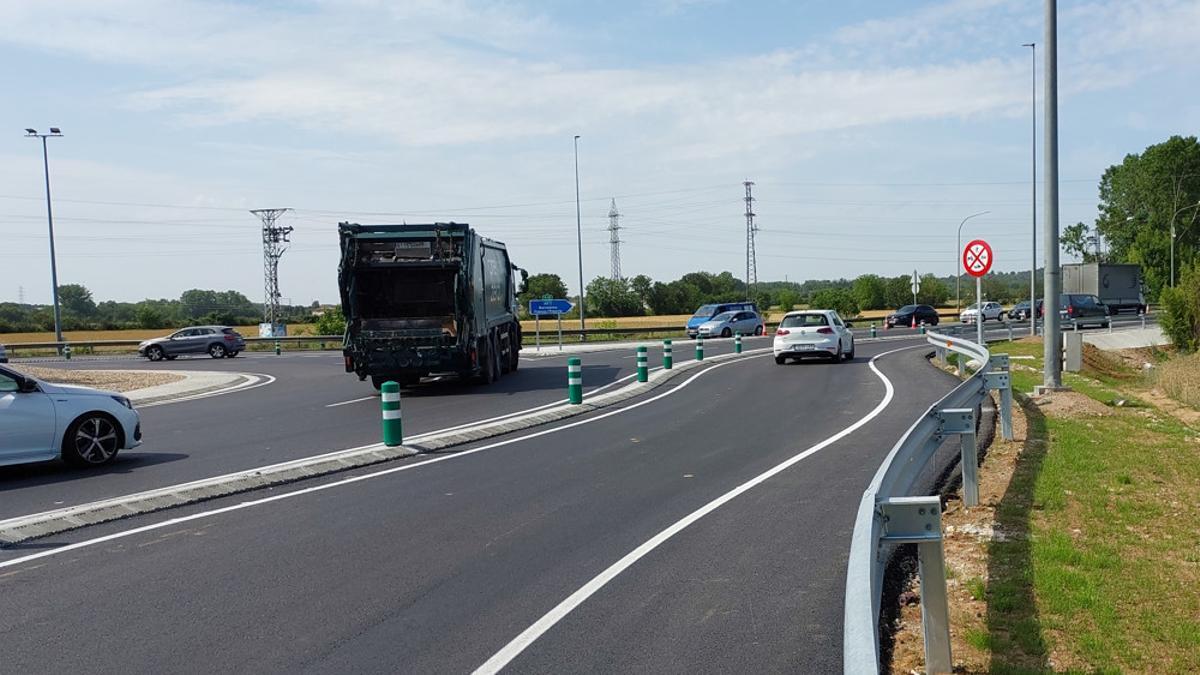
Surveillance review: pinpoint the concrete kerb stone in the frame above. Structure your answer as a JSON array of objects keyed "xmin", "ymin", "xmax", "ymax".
[{"xmin": 0, "ymin": 346, "xmax": 773, "ymax": 546}]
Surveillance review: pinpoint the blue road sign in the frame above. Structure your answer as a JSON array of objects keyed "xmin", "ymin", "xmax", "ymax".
[{"xmin": 530, "ymin": 299, "xmax": 573, "ymax": 316}]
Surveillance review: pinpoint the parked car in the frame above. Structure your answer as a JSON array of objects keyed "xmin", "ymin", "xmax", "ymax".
[
  {"xmin": 696, "ymin": 310, "xmax": 763, "ymax": 338},
  {"xmin": 773, "ymin": 310, "xmax": 855, "ymax": 363},
  {"xmin": 959, "ymin": 301, "xmax": 1005, "ymax": 324},
  {"xmin": 885, "ymin": 304, "xmax": 940, "ymax": 328},
  {"xmin": 0, "ymin": 343, "xmax": 7, "ymax": 363},
  {"xmin": 1008, "ymin": 299, "xmax": 1044, "ymax": 321},
  {"xmin": 138, "ymin": 326, "xmax": 246, "ymax": 361},
  {"xmin": 686, "ymin": 302, "xmax": 758, "ymax": 338},
  {"xmin": 1059, "ymin": 294, "xmax": 1111, "ymax": 328},
  {"xmin": 0, "ymin": 364, "xmax": 142, "ymax": 467}
]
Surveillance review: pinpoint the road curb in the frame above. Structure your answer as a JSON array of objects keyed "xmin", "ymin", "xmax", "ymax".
[{"xmin": 0, "ymin": 346, "xmax": 772, "ymax": 546}]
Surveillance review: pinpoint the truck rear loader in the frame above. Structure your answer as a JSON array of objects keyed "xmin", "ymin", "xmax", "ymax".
[{"xmin": 338, "ymin": 222, "xmax": 525, "ymax": 389}]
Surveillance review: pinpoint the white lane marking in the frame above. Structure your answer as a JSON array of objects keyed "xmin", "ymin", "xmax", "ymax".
[
  {"xmin": 0, "ymin": 352, "xmax": 766, "ymax": 571},
  {"xmin": 325, "ymin": 396, "xmax": 377, "ymax": 408},
  {"xmin": 471, "ymin": 344, "xmax": 917, "ymax": 674},
  {"xmin": 138, "ymin": 373, "xmax": 277, "ymax": 408}
]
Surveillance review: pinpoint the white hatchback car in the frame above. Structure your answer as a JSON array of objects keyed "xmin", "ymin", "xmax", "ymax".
[
  {"xmin": 0, "ymin": 365, "xmax": 142, "ymax": 467},
  {"xmin": 959, "ymin": 301, "xmax": 1004, "ymax": 324},
  {"xmin": 773, "ymin": 310, "xmax": 855, "ymax": 364}
]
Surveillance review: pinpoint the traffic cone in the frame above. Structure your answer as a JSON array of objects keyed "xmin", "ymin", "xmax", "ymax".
[{"xmin": 911, "ymin": 316, "xmax": 917, "ymax": 329}]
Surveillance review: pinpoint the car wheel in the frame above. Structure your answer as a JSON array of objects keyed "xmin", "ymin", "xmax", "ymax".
[
  {"xmin": 755, "ymin": 324, "xmax": 765, "ymax": 336},
  {"xmin": 775, "ymin": 355, "xmax": 787, "ymax": 365},
  {"xmin": 846, "ymin": 340, "xmax": 855, "ymax": 361},
  {"xmin": 832, "ymin": 343, "xmax": 843, "ymax": 362},
  {"xmin": 208, "ymin": 343, "xmax": 227, "ymax": 359},
  {"xmin": 721, "ymin": 327, "xmax": 732, "ymax": 338},
  {"xmin": 146, "ymin": 345, "xmax": 165, "ymax": 362},
  {"xmin": 62, "ymin": 413, "xmax": 122, "ymax": 466}
]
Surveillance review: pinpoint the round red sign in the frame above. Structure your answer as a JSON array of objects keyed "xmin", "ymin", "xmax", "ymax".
[{"xmin": 962, "ymin": 239, "xmax": 993, "ymax": 278}]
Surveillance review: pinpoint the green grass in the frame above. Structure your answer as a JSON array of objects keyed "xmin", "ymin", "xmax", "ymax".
[{"xmin": 976, "ymin": 362, "xmax": 1200, "ymax": 672}]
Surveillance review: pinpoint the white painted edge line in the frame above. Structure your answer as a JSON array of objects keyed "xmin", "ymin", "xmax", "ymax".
[
  {"xmin": 471, "ymin": 344, "xmax": 919, "ymax": 674},
  {"xmin": 138, "ymin": 372, "xmax": 277, "ymax": 408},
  {"xmin": 325, "ymin": 395, "xmax": 376, "ymax": 408},
  {"xmin": 0, "ymin": 350, "xmax": 768, "ymax": 570}
]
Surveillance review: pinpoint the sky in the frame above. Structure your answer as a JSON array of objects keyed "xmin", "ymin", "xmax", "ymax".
[{"xmin": 2, "ymin": 0, "xmax": 1198, "ymax": 305}]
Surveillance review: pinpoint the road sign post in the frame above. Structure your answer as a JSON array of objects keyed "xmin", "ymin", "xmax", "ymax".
[
  {"xmin": 911, "ymin": 268, "xmax": 920, "ymax": 306},
  {"xmin": 963, "ymin": 239, "xmax": 994, "ymax": 347},
  {"xmin": 530, "ymin": 298, "xmax": 574, "ymax": 353}
]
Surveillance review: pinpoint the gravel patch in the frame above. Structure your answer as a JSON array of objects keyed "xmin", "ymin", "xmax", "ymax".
[{"xmin": 10, "ymin": 366, "xmax": 186, "ymax": 393}]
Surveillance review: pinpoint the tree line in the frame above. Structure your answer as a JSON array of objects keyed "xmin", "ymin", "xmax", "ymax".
[{"xmin": 0, "ymin": 285, "xmax": 313, "ymax": 333}]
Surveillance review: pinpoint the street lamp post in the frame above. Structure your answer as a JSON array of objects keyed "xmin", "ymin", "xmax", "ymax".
[
  {"xmin": 24, "ymin": 127, "xmax": 65, "ymax": 347},
  {"xmin": 956, "ymin": 211, "xmax": 990, "ymax": 311},
  {"xmin": 1168, "ymin": 201, "xmax": 1200, "ymax": 288},
  {"xmin": 573, "ymin": 135, "xmax": 586, "ymax": 339},
  {"xmin": 1023, "ymin": 42, "xmax": 1037, "ymax": 335}
]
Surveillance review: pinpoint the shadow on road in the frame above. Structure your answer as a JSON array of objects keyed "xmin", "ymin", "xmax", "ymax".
[{"xmin": 0, "ymin": 452, "xmax": 190, "ymax": 492}]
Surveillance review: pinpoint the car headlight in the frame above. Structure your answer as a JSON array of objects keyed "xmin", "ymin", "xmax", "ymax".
[{"xmin": 111, "ymin": 395, "xmax": 133, "ymax": 409}]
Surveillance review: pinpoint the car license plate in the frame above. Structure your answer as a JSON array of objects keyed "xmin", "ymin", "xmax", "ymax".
[{"xmin": 793, "ymin": 344, "xmax": 815, "ymax": 351}]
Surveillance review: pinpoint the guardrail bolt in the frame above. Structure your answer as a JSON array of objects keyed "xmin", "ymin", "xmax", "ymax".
[
  {"xmin": 380, "ymin": 381, "xmax": 403, "ymax": 446},
  {"xmin": 695, "ymin": 336, "xmax": 704, "ymax": 361},
  {"xmin": 636, "ymin": 345, "xmax": 648, "ymax": 382},
  {"xmin": 567, "ymin": 356, "xmax": 583, "ymax": 404},
  {"xmin": 663, "ymin": 339, "xmax": 673, "ymax": 370},
  {"xmin": 274, "ymin": 339, "xmax": 281, "ymax": 355},
  {"xmin": 734, "ymin": 333, "xmax": 742, "ymax": 354},
  {"xmin": 63, "ymin": 344, "xmax": 72, "ymax": 360}
]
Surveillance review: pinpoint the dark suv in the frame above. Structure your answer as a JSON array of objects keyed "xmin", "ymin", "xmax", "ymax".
[
  {"xmin": 885, "ymin": 304, "xmax": 940, "ymax": 328},
  {"xmin": 1059, "ymin": 294, "xmax": 1110, "ymax": 328}
]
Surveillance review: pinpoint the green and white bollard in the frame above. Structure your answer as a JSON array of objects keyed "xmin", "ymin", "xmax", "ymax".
[
  {"xmin": 567, "ymin": 357, "xmax": 583, "ymax": 404},
  {"xmin": 871, "ymin": 324, "xmax": 877, "ymax": 338},
  {"xmin": 63, "ymin": 344, "xmax": 72, "ymax": 360},
  {"xmin": 380, "ymin": 381, "xmax": 403, "ymax": 446},
  {"xmin": 274, "ymin": 340, "xmax": 281, "ymax": 356},
  {"xmin": 920, "ymin": 325, "xmax": 926, "ymax": 335},
  {"xmin": 636, "ymin": 346, "xmax": 648, "ymax": 382},
  {"xmin": 663, "ymin": 339, "xmax": 673, "ymax": 370},
  {"xmin": 695, "ymin": 336, "xmax": 704, "ymax": 361},
  {"xmin": 734, "ymin": 333, "xmax": 742, "ymax": 354}
]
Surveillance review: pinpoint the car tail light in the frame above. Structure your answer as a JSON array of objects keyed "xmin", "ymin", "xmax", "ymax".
[
  {"xmin": 776, "ymin": 328, "xmax": 790, "ymax": 336},
  {"xmin": 816, "ymin": 327, "xmax": 833, "ymax": 334},
  {"xmin": 224, "ymin": 334, "xmax": 236, "ymax": 341},
  {"xmin": 1067, "ymin": 305, "xmax": 1074, "ymax": 316}
]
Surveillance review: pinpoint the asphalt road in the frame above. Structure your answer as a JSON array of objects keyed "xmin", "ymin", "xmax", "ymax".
[
  {"xmin": 0, "ymin": 339, "xmax": 961, "ymax": 673},
  {"xmin": 0, "ymin": 336, "xmax": 771, "ymax": 520}
]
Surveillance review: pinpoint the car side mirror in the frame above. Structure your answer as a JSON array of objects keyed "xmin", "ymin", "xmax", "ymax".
[
  {"xmin": 18, "ymin": 377, "xmax": 39, "ymax": 393},
  {"xmin": 845, "ymin": 322, "xmax": 854, "ymax": 328}
]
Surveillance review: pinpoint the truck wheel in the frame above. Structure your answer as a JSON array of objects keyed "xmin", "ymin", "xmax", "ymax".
[
  {"xmin": 491, "ymin": 333, "xmax": 503, "ymax": 381},
  {"xmin": 499, "ymin": 331, "xmax": 512, "ymax": 374},
  {"xmin": 477, "ymin": 340, "xmax": 495, "ymax": 385},
  {"xmin": 370, "ymin": 376, "xmax": 385, "ymax": 391}
]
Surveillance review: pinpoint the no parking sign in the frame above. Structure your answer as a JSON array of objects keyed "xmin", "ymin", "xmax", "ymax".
[{"xmin": 963, "ymin": 239, "xmax": 993, "ymax": 278}]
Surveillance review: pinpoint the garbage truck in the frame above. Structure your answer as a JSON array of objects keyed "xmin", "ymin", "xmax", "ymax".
[{"xmin": 338, "ymin": 222, "xmax": 525, "ymax": 388}]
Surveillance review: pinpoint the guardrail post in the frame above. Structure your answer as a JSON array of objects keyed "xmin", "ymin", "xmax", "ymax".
[
  {"xmin": 879, "ymin": 496, "xmax": 952, "ymax": 674},
  {"xmin": 567, "ymin": 357, "xmax": 583, "ymax": 404},
  {"xmin": 985, "ymin": 356, "xmax": 1013, "ymax": 441},
  {"xmin": 937, "ymin": 408, "xmax": 978, "ymax": 507},
  {"xmin": 1007, "ymin": 323, "xmax": 1013, "ymax": 342},
  {"xmin": 695, "ymin": 336, "xmax": 704, "ymax": 361},
  {"xmin": 636, "ymin": 346, "xmax": 648, "ymax": 382},
  {"xmin": 734, "ymin": 333, "xmax": 742, "ymax": 354},
  {"xmin": 380, "ymin": 381, "xmax": 402, "ymax": 446},
  {"xmin": 663, "ymin": 339, "xmax": 673, "ymax": 369}
]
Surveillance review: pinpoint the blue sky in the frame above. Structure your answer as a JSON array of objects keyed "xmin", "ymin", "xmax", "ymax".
[{"xmin": 3, "ymin": 0, "xmax": 1198, "ymax": 304}]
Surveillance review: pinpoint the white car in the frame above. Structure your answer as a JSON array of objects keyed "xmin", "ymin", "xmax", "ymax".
[
  {"xmin": 959, "ymin": 301, "xmax": 1004, "ymax": 324},
  {"xmin": 773, "ymin": 310, "xmax": 855, "ymax": 364},
  {"xmin": 0, "ymin": 365, "xmax": 142, "ymax": 467}
]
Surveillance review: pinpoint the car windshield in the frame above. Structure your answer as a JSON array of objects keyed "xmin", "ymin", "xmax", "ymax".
[
  {"xmin": 710, "ymin": 312, "xmax": 737, "ymax": 322},
  {"xmin": 692, "ymin": 305, "xmax": 719, "ymax": 319},
  {"xmin": 897, "ymin": 305, "xmax": 917, "ymax": 313},
  {"xmin": 964, "ymin": 303, "xmax": 980, "ymax": 310},
  {"xmin": 780, "ymin": 313, "xmax": 829, "ymax": 328}
]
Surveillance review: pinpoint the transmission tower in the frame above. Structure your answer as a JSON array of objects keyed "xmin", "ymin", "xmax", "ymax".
[
  {"xmin": 250, "ymin": 208, "xmax": 293, "ymax": 326},
  {"xmin": 744, "ymin": 181, "xmax": 758, "ymax": 296},
  {"xmin": 608, "ymin": 198, "xmax": 622, "ymax": 280},
  {"xmin": 17, "ymin": 285, "xmax": 25, "ymax": 304}
]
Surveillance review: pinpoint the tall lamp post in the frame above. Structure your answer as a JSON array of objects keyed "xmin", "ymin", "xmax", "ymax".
[
  {"xmin": 1043, "ymin": 0, "xmax": 1063, "ymax": 389},
  {"xmin": 956, "ymin": 211, "xmax": 990, "ymax": 311},
  {"xmin": 573, "ymin": 135, "xmax": 586, "ymax": 339},
  {"xmin": 24, "ymin": 127, "xmax": 65, "ymax": 346},
  {"xmin": 1023, "ymin": 42, "xmax": 1037, "ymax": 335}
]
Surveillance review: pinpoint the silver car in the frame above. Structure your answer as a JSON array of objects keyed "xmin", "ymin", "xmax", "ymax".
[
  {"xmin": 138, "ymin": 325, "xmax": 246, "ymax": 361},
  {"xmin": 696, "ymin": 310, "xmax": 763, "ymax": 338}
]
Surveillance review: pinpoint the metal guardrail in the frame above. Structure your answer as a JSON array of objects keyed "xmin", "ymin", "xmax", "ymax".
[{"xmin": 843, "ymin": 330, "xmax": 1012, "ymax": 674}]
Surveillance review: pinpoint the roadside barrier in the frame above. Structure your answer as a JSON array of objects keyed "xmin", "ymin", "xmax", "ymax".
[
  {"xmin": 380, "ymin": 381, "xmax": 402, "ymax": 446},
  {"xmin": 734, "ymin": 334, "xmax": 742, "ymax": 354},
  {"xmin": 695, "ymin": 337, "xmax": 704, "ymax": 361},
  {"xmin": 663, "ymin": 339, "xmax": 673, "ymax": 369},
  {"xmin": 567, "ymin": 357, "xmax": 583, "ymax": 404},
  {"xmin": 274, "ymin": 340, "xmax": 281, "ymax": 356},
  {"xmin": 843, "ymin": 330, "xmax": 1012, "ymax": 674},
  {"xmin": 636, "ymin": 346, "xmax": 648, "ymax": 383}
]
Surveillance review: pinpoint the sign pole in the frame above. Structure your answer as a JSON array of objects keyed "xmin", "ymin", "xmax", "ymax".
[
  {"xmin": 976, "ymin": 275, "xmax": 984, "ymax": 347},
  {"xmin": 557, "ymin": 313, "xmax": 563, "ymax": 351},
  {"xmin": 535, "ymin": 315, "xmax": 541, "ymax": 352}
]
